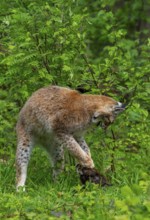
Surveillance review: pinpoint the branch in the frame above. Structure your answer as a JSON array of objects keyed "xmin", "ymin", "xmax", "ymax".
[
  {"xmin": 34, "ymin": 34, "xmax": 51, "ymax": 74},
  {"xmin": 75, "ymin": 46, "xmax": 99, "ymax": 88},
  {"xmin": 110, "ymin": 128, "xmax": 117, "ymax": 173}
]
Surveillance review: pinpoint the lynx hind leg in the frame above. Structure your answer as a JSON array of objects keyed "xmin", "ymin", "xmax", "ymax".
[
  {"xmin": 50, "ymin": 144, "xmax": 65, "ymax": 180},
  {"xmin": 16, "ymin": 129, "xmax": 33, "ymax": 191}
]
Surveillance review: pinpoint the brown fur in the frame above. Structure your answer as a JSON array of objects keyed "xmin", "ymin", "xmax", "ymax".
[{"xmin": 16, "ymin": 85, "xmax": 124, "ymax": 189}]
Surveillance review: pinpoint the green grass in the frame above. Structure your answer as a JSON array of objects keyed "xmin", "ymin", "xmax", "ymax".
[{"xmin": 0, "ymin": 148, "xmax": 150, "ymax": 220}]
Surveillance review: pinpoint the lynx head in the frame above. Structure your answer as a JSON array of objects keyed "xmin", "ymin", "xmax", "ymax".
[{"xmin": 92, "ymin": 96, "xmax": 125, "ymax": 128}]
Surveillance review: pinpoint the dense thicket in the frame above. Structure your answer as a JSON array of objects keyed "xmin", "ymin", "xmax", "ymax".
[
  {"xmin": 0, "ymin": 0, "xmax": 150, "ymax": 178},
  {"xmin": 0, "ymin": 0, "xmax": 150, "ymax": 219}
]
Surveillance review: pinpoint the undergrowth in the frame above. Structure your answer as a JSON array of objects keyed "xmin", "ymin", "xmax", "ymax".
[
  {"xmin": 0, "ymin": 147, "xmax": 150, "ymax": 220},
  {"xmin": 0, "ymin": 0, "xmax": 150, "ymax": 219}
]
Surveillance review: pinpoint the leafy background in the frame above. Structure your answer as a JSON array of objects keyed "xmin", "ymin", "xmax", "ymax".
[{"xmin": 0, "ymin": 0, "xmax": 150, "ymax": 219}]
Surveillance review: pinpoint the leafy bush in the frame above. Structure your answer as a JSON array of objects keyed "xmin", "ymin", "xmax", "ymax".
[{"xmin": 0, "ymin": 0, "xmax": 150, "ymax": 219}]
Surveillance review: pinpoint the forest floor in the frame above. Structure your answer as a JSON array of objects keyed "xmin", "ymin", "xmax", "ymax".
[{"xmin": 0, "ymin": 148, "xmax": 150, "ymax": 220}]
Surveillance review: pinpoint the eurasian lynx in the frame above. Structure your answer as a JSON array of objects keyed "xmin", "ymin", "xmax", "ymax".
[{"xmin": 16, "ymin": 86, "xmax": 124, "ymax": 189}]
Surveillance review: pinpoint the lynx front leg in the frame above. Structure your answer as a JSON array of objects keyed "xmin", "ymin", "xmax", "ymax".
[
  {"xmin": 56, "ymin": 134, "xmax": 94, "ymax": 168},
  {"xmin": 16, "ymin": 132, "xmax": 33, "ymax": 191},
  {"xmin": 76, "ymin": 137, "xmax": 91, "ymax": 157},
  {"xmin": 75, "ymin": 137, "xmax": 105, "ymax": 185}
]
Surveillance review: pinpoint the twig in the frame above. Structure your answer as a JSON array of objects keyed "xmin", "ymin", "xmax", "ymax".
[
  {"xmin": 34, "ymin": 34, "xmax": 51, "ymax": 74},
  {"xmin": 110, "ymin": 129, "xmax": 117, "ymax": 173},
  {"xmin": 81, "ymin": 53, "xmax": 99, "ymax": 89},
  {"xmin": 125, "ymin": 85, "xmax": 138, "ymax": 110},
  {"xmin": 69, "ymin": 26, "xmax": 99, "ymax": 88}
]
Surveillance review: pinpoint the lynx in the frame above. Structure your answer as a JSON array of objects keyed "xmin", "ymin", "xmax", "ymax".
[{"xmin": 16, "ymin": 86, "xmax": 124, "ymax": 190}]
